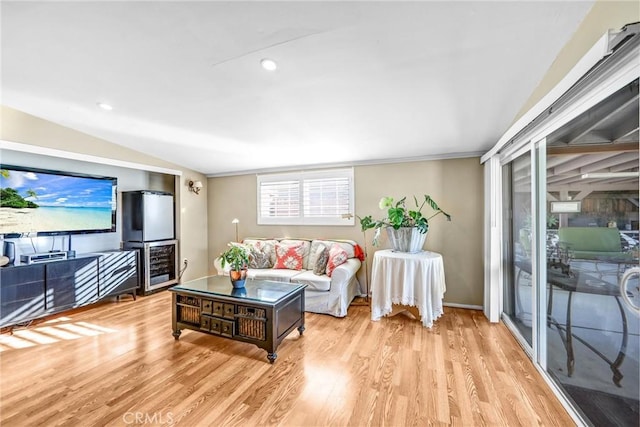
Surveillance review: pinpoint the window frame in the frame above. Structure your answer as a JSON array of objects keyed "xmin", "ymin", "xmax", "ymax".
[{"xmin": 257, "ymin": 168, "xmax": 355, "ymax": 226}]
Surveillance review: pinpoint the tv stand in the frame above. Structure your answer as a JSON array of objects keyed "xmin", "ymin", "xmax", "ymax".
[{"xmin": 0, "ymin": 250, "xmax": 138, "ymax": 329}]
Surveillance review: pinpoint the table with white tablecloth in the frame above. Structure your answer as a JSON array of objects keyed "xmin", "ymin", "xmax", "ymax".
[{"xmin": 371, "ymin": 249, "xmax": 446, "ymax": 328}]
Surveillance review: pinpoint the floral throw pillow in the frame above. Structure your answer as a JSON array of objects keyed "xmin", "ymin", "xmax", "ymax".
[
  {"xmin": 326, "ymin": 244, "xmax": 348, "ymax": 277},
  {"xmin": 248, "ymin": 245, "xmax": 272, "ymax": 269},
  {"xmin": 273, "ymin": 242, "xmax": 305, "ymax": 270},
  {"xmin": 313, "ymin": 244, "xmax": 329, "ymax": 276}
]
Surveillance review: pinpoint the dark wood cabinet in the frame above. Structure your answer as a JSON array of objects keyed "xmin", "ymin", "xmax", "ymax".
[
  {"xmin": 98, "ymin": 251, "xmax": 138, "ymax": 298},
  {"xmin": 46, "ymin": 257, "xmax": 99, "ymax": 310},
  {"xmin": 0, "ymin": 264, "xmax": 46, "ymax": 327},
  {"xmin": 0, "ymin": 250, "xmax": 138, "ymax": 328}
]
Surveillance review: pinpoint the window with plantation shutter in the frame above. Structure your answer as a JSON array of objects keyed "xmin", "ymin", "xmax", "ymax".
[
  {"xmin": 258, "ymin": 179, "xmax": 300, "ymax": 219},
  {"xmin": 257, "ymin": 168, "xmax": 354, "ymax": 225}
]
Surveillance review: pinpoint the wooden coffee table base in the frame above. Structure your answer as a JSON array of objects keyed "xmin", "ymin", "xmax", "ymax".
[{"xmin": 170, "ymin": 279, "xmax": 305, "ymax": 363}]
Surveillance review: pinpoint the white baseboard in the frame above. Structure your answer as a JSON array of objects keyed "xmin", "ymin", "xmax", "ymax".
[{"xmin": 443, "ymin": 302, "xmax": 483, "ymax": 310}]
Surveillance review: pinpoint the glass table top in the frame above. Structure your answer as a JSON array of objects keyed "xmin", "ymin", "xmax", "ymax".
[{"xmin": 170, "ymin": 275, "xmax": 305, "ymax": 303}]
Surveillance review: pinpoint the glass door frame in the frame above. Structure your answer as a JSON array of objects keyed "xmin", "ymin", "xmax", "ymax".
[
  {"xmin": 500, "ymin": 141, "xmax": 535, "ymax": 357},
  {"xmin": 499, "ymin": 137, "xmax": 588, "ymax": 425},
  {"xmin": 498, "ymin": 137, "xmax": 551, "ymax": 366},
  {"xmin": 533, "ymin": 138, "xmax": 547, "ymax": 370}
]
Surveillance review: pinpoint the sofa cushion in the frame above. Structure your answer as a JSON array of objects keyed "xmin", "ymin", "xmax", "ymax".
[
  {"xmin": 279, "ymin": 239, "xmax": 311, "ymax": 269},
  {"xmin": 248, "ymin": 245, "xmax": 272, "ymax": 269},
  {"xmin": 308, "ymin": 240, "xmax": 355, "ymax": 268},
  {"xmin": 308, "ymin": 240, "xmax": 326, "ymax": 267},
  {"xmin": 326, "ymin": 244, "xmax": 349, "ymax": 277},
  {"xmin": 243, "ymin": 239, "xmax": 278, "ymax": 265},
  {"xmin": 290, "ymin": 270, "xmax": 331, "ymax": 292},
  {"xmin": 274, "ymin": 242, "xmax": 305, "ymax": 270},
  {"xmin": 247, "ymin": 268, "xmax": 302, "ymax": 282},
  {"xmin": 313, "ymin": 244, "xmax": 329, "ymax": 275}
]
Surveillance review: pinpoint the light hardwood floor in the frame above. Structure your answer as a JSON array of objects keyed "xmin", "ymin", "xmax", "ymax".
[{"xmin": 0, "ymin": 292, "xmax": 574, "ymax": 426}]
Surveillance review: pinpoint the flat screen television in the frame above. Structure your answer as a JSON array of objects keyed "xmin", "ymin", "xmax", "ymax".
[{"xmin": 0, "ymin": 164, "xmax": 117, "ymax": 236}]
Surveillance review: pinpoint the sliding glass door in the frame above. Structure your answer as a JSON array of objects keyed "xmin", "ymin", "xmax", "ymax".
[
  {"xmin": 543, "ymin": 146, "xmax": 639, "ymax": 425},
  {"xmin": 501, "ymin": 81, "xmax": 639, "ymax": 426},
  {"xmin": 493, "ymin": 25, "xmax": 640, "ymax": 425},
  {"xmin": 503, "ymin": 152, "xmax": 533, "ymax": 347}
]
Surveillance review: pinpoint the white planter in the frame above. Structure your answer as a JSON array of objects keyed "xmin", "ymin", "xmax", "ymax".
[{"xmin": 386, "ymin": 227, "xmax": 427, "ymax": 253}]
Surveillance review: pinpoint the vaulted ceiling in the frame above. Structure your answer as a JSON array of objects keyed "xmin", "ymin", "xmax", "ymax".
[{"xmin": 1, "ymin": 1, "xmax": 597, "ymax": 175}]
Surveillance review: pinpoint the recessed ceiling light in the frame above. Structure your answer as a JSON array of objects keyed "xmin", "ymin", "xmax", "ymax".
[
  {"xmin": 97, "ymin": 102, "xmax": 113, "ymax": 111},
  {"xmin": 260, "ymin": 58, "xmax": 277, "ymax": 71}
]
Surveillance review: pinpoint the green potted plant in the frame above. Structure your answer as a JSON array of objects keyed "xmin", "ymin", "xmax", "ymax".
[
  {"xmin": 359, "ymin": 195, "xmax": 451, "ymax": 253},
  {"xmin": 219, "ymin": 243, "xmax": 250, "ymax": 288}
]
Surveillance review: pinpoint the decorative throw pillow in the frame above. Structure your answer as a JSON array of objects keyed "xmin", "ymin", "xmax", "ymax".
[
  {"xmin": 243, "ymin": 239, "xmax": 278, "ymax": 265},
  {"xmin": 313, "ymin": 244, "xmax": 329, "ymax": 275},
  {"xmin": 248, "ymin": 245, "xmax": 272, "ymax": 269},
  {"xmin": 273, "ymin": 242, "xmax": 305, "ymax": 270},
  {"xmin": 326, "ymin": 244, "xmax": 349, "ymax": 277}
]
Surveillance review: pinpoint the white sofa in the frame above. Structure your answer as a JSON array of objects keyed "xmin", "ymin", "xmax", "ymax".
[{"xmin": 237, "ymin": 238, "xmax": 363, "ymax": 317}]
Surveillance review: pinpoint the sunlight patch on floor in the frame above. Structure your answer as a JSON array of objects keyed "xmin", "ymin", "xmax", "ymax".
[
  {"xmin": 56, "ymin": 323, "xmax": 104, "ymax": 336},
  {"xmin": 0, "ymin": 317, "xmax": 118, "ymax": 352},
  {"xmin": 302, "ymin": 363, "xmax": 349, "ymax": 408},
  {"xmin": 10, "ymin": 329, "xmax": 59, "ymax": 345}
]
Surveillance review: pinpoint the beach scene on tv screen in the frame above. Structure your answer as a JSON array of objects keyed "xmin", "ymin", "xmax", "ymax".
[{"xmin": 0, "ymin": 168, "xmax": 115, "ymax": 234}]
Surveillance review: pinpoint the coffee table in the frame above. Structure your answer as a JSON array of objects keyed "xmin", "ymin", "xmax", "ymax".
[{"xmin": 169, "ymin": 276, "xmax": 305, "ymax": 363}]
